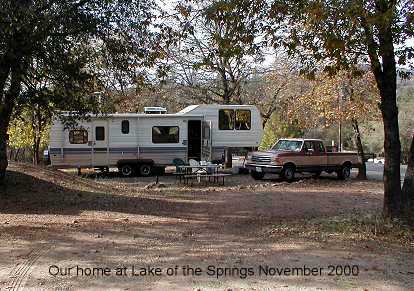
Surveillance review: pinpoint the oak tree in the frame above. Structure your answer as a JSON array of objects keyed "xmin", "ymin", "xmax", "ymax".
[
  {"xmin": 269, "ymin": 0, "xmax": 414, "ymax": 217},
  {"xmin": 0, "ymin": 0, "xmax": 162, "ymax": 182}
]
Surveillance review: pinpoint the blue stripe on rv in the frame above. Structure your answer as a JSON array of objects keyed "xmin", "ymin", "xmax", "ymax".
[{"xmin": 49, "ymin": 147, "xmax": 187, "ymax": 155}]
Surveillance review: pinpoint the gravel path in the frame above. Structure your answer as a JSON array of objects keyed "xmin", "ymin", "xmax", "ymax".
[{"xmin": 0, "ymin": 163, "xmax": 412, "ymax": 290}]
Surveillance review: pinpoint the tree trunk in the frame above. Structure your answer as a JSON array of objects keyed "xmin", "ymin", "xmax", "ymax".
[
  {"xmin": 32, "ymin": 111, "xmax": 41, "ymax": 165},
  {"xmin": 14, "ymin": 148, "xmax": 21, "ymax": 162},
  {"xmin": 364, "ymin": 13, "xmax": 402, "ymax": 218},
  {"xmin": 0, "ymin": 121, "xmax": 9, "ymax": 183},
  {"xmin": 33, "ymin": 137, "xmax": 41, "ymax": 165},
  {"xmin": 8, "ymin": 148, "xmax": 13, "ymax": 160},
  {"xmin": 352, "ymin": 119, "xmax": 367, "ymax": 180},
  {"xmin": 222, "ymin": 82, "xmax": 233, "ymax": 168},
  {"xmin": 0, "ymin": 63, "xmax": 24, "ymax": 182},
  {"xmin": 378, "ymin": 82, "xmax": 402, "ymax": 217},
  {"xmin": 402, "ymin": 134, "xmax": 414, "ymax": 213}
]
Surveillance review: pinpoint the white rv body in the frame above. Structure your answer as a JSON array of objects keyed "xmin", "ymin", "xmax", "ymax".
[{"xmin": 49, "ymin": 104, "xmax": 263, "ymax": 171}]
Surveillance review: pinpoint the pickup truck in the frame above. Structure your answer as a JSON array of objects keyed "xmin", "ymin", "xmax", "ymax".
[{"xmin": 244, "ymin": 138, "xmax": 362, "ymax": 181}]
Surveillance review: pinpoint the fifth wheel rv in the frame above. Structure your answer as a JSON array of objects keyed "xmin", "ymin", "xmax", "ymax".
[{"xmin": 49, "ymin": 104, "xmax": 263, "ymax": 176}]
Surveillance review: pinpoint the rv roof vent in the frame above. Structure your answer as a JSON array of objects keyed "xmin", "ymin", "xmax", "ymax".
[{"xmin": 144, "ymin": 107, "xmax": 167, "ymax": 114}]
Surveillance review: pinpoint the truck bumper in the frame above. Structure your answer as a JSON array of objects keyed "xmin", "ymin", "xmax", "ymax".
[{"xmin": 245, "ymin": 164, "xmax": 283, "ymax": 174}]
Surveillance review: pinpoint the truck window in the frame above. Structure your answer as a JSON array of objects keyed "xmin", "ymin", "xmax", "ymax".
[
  {"xmin": 152, "ymin": 126, "xmax": 179, "ymax": 143},
  {"xmin": 69, "ymin": 130, "xmax": 88, "ymax": 144},
  {"xmin": 235, "ymin": 110, "xmax": 251, "ymax": 130},
  {"xmin": 95, "ymin": 126, "xmax": 105, "ymax": 141},
  {"xmin": 272, "ymin": 140, "xmax": 303, "ymax": 152},
  {"xmin": 314, "ymin": 141, "xmax": 325, "ymax": 153},
  {"xmin": 303, "ymin": 141, "xmax": 314, "ymax": 151},
  {"xmin": 219, "ymin": 109, "xmax": 234, "ymax": 130}
]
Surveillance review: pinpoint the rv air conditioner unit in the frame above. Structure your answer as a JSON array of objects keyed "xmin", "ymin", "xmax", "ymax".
[{"xmin": 144, "ymin": 107, "xmax": 167, "ymax": 114}]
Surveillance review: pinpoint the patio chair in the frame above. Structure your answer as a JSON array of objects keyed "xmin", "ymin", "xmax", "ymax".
[{"xmin": 189, "ymin": 159, "xmax": 201, "ymax": 173}]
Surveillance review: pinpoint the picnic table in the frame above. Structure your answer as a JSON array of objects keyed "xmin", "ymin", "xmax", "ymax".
[{"xmin": 175, "ymin": 164, "xmax": 230, "ymax": 185}]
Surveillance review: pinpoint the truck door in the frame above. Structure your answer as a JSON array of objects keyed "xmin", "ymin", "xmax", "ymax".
[
  {"xmin": 313, "ymin": 141, "xmax": 328, "ymax": 170},
  {"xmin": 302, "ymin": 141, "xmax": 318, "ymax": 170},
  {"xmin": 201, "ymin": 121, "xmax": 212, "ymax": 162}
]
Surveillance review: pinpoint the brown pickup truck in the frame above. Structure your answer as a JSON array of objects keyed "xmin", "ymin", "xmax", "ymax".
[{"xmin": 244, "ymin": 138, "xmax": 362, "ymax": 181}]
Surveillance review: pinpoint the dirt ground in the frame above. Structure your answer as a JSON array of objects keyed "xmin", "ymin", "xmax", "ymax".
[{"xmin": 0, "ymin": 162, "xmax": 413, "ymax": 290}]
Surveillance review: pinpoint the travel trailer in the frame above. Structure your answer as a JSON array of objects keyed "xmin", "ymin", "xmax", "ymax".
[{"xmin": 49, "ymin": 104, "xmax": 263, "ymax": 176}]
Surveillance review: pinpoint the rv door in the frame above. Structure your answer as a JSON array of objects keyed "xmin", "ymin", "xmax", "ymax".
[
  {"xmin": 91, "ymin": 120, "xmax": 109, "ymax": 167},
  {"xmin": 201, "ymin": 121, "xmax": 212, "ymax": 162}
]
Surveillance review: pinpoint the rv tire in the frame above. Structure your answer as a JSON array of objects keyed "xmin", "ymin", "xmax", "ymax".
[
  {"xmin": 120, "ymin": 164, "xmax": 134, "ymax": 177},
  {"xmin": 139, "ymin": 164, "xmax": 152, "ymax": 177}
]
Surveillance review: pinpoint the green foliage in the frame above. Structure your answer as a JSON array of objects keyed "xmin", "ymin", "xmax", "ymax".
[
  {"xmin": 8, "ymin": 109, "xmax": 50, "ymax": 150},
  {"xmin": 398, "ymin": 86, "xmax": 414, "ymax": 163},
  {"xmin": 0, "ymin": 0, "xmax": 166, "ymax": 119},
  {"xmin": 361, "ymin": 86, "xmax": 414, "ymax": 161},
  {"xmin": 7, "ymin": 116, "xmax": 33, "ymax": 150},
  {"xmin": 260, "ymin": 113, "xmax": 303, "ymax": 149}
]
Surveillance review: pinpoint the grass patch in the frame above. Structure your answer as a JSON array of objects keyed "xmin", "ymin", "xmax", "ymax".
[{"xmin": 268, "ymin": 213, "xmax": 414, "ymax": 246}]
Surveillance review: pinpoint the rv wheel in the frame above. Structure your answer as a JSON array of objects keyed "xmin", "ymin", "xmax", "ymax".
[
  {"xmin": 139, "ymin": 164, "xmax": 152, "ymax": 177},
  {"xmin": 120, "ymin": 164, "xmax": 134, "ymax": 177}
]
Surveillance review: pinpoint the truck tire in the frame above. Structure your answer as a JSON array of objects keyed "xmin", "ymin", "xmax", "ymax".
[
  {"xmin": 337, "ymin": 164, "xmax": 351, "ymax": 180},
  {"xmin": 120, "ymin": 164, "xmax": 134, "ymax": 177},
  {"xmin": 281, "ymin": 165, "xmax": 295, "ymax": 182},
  {"xmin": 250, "ymin": 170, "xmax": 265, "ymax": 180},
  {"xmin": 139, "ymin": 164, "xmax": 152, "ymax": 177}
]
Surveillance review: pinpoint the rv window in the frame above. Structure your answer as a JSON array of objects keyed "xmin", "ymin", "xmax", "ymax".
[
  {"xmin": 69, "ymin": 130, "xmax": 88, "ymax": 144},
  {"xmin": 121, "ymin": 120, "xmax": 129, "ymax": 134},
  {"xmin": 152, "ymin": 126, "xmax": 179, "ymax": 143},
  {"xmin": 235, "ymin": 110, "xmax": 251, "ymax": 130},
  {"xmin": 218, "ymin": 109, "xmax": 234, "ymax": 130},
  {"xmin": 95, "ymin": 126, "xmax": 105, "ymax": 141}
]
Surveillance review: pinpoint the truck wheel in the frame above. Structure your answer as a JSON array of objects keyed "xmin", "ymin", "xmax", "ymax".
[
  {"xmin": 120, "ymin": 164, "xmax": 134, "ymax": 177},
  {"xmin": 250, "ymin": 170, "xmax": 265, "ymax": 180},
  {"xmin": 139, "ymin": 164, "xmax": 152, "ymax": 177},
  {"xmin": 282, "ymin": 165, "xmax": 295, "ymax": 182},
  {"xmin": 337, "ymin": 165, "xmax": 351, "ymax": 180}
]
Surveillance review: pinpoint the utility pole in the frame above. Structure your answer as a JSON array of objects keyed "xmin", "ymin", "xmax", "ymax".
[
  {"xmin": 338, "ymin": 93, "xmax": 342, "ymax": 152},
  {"xmin": 338, "ymin": 121, "xmax": 342, "ymax": 152}
]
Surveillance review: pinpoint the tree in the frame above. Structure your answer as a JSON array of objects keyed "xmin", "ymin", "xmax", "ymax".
[
  {"xmin": 169, "ymin": 0, "xmax": 271, "ymax": 166},
  {"xmin": 8, "ymin": 107, "xmax": 51, "ymax": 164},
  {"xmin": 0, "ymin": 0, "xmax": 163, "ymax": 182},
  {"xmin": 7, "ymin": 111, "xmax": 36, "ymax": 161},
  {"xmin": 286, "ymin": 71, "xmax": 381, "ymax": 179},
  {"xmin": 269, "ymin": 0, "xmax": 414, "ymax": 217},
  {"xmin": 260, "ymin": 113, "xmax": 304, "ymax": 149},
  {"xmin": 171, "ymin": 0, "xmax": 269, "ymax": 104},
  {"xmin": 242, "ymin": 57, "xmax": 308, "ymax": 129}
]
